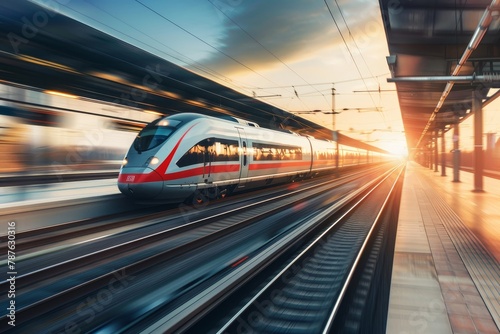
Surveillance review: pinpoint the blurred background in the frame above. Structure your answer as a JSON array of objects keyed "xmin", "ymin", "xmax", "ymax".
[{"xmin": 0, "ymin": 83, "xmax": 156, "ymax": 177}]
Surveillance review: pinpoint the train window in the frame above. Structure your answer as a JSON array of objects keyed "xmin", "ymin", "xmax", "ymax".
[
  {"xmin": 315, "ymin": 149, "xmax": 336, "ymax": 160},
  {"xmin": 177, "ymin": 137, "xmax": 239, "ymax": 167},
  {"xmin": 133, "ymin": 118, "xmax": 181, "ymax": 152},
  {"xmin": 252, "ymin": 143, "xmax": 302, "ymax": 161}
]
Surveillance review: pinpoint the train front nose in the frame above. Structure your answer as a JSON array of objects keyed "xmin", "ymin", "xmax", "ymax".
[
  {"xmin": 118, "ymin": 168, "xmax": 164, "ymax": 199},
  {"xmin": 122, "ymin": 180, "xmax": 164, "ymax": 199}
]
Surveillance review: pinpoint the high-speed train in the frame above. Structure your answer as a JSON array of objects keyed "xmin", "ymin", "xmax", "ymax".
[{"xmin": 118, "ymin": 113, "xmax": 385, "ymax": 203}]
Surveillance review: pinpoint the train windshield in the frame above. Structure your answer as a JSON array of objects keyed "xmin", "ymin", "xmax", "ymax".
[{"xmin": 133, "ymin": 118, "xmax": 181, "ymax": 152}]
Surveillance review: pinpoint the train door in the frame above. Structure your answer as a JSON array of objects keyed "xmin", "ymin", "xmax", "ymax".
[{"xmin": 236, "ymin": 127, "xmax": 249, "ymax": 183}]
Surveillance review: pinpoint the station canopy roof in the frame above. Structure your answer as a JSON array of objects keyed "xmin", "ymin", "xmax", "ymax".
[
  {"xmin": 0, "ymin": 0, "xmax": 387, "ymax": 153},
  {"xmin": 379, "ymin": 0, "xmax": 500, "ymax": 152}
]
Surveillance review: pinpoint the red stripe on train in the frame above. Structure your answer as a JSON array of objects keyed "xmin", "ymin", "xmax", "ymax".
[
  {"xmin": 163, "ymin": 164, "xmax": 240, "ymax": 180},
  {"xmin": 118, "ymin": 172, "xmax": 163, "ymax": 183},
  {"xmin": 119, "ymin": 164, "xmax": 241, "ymax": 183},
  {"xmin": 155, "ymin": 122, "xmax": 200, "ymax": 176}
]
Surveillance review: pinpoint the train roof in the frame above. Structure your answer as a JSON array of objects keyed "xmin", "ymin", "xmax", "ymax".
[
  {"xmin": 164, "ymin": 113, "xmax": 205, "ymax": 122},
  {"xmin": 165, "ymin": 112, "xmax": 261, "ymax": 128}
]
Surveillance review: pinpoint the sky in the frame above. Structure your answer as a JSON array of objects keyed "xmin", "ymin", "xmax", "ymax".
[{"xmin": 31, "ymin": 0, "xmax": 408, "ymax": 155}]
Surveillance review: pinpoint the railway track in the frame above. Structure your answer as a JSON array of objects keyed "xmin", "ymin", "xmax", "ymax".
[
  {"xmin": 0, "ymin": 164, "xmax": 401, "ymax": 333},
  {"xmin": 148, "ymin": 164, "xmax": 405, "ymax": 334}
]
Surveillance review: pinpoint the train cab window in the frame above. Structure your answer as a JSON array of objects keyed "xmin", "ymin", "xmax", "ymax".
[
  {"xmin": 133, "ymin": 118, "xmax": 181, "ymax": 152},
  {"xmin": 177, "ymin": 137, "xmax": 239, "ymax": 167}
]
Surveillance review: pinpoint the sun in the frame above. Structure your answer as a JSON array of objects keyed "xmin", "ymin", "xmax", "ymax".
[{"xmin": 382, "ymin": 141, "xmax": 409, "ymax": 159}]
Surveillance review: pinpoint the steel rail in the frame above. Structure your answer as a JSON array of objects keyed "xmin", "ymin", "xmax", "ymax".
[
  {"xmin": 212, "ymin": 164, "xmax": 403, "ymax": 334},
  {"xmin": 322, "ymin": 165, "xmax": 405, "ymax": 333}
]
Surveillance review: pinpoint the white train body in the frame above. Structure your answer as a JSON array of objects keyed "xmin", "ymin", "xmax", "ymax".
[{"xmin": 118, "ymin": 113, "xmax": 378, "ymax": 202}]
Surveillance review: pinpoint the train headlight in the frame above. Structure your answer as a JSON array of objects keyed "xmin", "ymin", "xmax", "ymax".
[
  {"xmin": 121, "ymin": 157, "xmax": 128, "ymax": 166},
  {"xmin": 149, "ymin": 156, "xmax": 160, "ymax": 165}
]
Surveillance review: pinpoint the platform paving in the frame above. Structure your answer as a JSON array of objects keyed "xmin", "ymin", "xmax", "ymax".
[{"xmin": 387, "ymin": 161, "xmax": 500, "ymax": 334}]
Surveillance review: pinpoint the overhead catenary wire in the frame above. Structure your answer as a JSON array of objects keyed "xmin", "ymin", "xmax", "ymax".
[
  {"xmin": 135, "ymin": 0, "xmax": 317, "ymax": 114},
  {"xmin": 208, "ymin": 0, "xmax": 330, "ymax": 109},
  {"xmin": 35, "ymin": 0, "xmax": 399, "ymax": 144},
  {"xmin": 251, "ymin": 72, "xmax": 390, "ymax": 91},
  {"xmin": 51, "ymin": 0, "xmax": 265, "ymax": 97},
  {"xmin": 135, "ymin": 0, "xmax": 285, "ymax": 92},
  {"xmin": 76, "ymin": 0, "xmax": 247, "ymax": 91},
  {"xmin": 51, "ymin": 0, "xmax": 317, "ymax": 125},
  {"xmin": 330, "ymin": 0, "xmax": 389, "ymax": 127},
  {"xmin": 30, "ymin": 0, "xmax": 322, "ymax": 129}
]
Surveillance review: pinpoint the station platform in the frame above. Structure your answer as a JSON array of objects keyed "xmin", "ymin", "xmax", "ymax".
[
  {"xmin": 0, "ymin": 178, "xmax": 119, "ymax": 209},
  {"xmin": 387, "ymin": 161, "xmax": 500, "ymax": 334}
]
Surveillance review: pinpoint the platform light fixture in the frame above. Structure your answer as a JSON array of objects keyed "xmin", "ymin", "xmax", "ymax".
[
  {"xmin": 144, "ymin": 109, "xmax": 163, "ymax": 116},
  {"xmin": 44, "ymin": 90, "xmax": 78, "ymax": 99},
  {"xmin": 386, "ymin": 55, "xmax": 397, "ymax": 77}
]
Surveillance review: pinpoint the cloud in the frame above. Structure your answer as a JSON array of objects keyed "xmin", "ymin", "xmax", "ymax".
[
  {"xmin": 197, "ymin": 0, "xmax": 380, "ymax": 76},
  {"xmin": 198, "ymin": 0, "xmax": 335, "ymax": 74}
]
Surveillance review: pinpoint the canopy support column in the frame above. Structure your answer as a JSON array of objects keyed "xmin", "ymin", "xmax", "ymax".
[
  {"xmin": 434, "ymin": 130, "xmax": 439, "ymax": 172},
  {"xmin": 472, "ymin": 93, "xmax": 484, "ymax": 192},
  {"xmin": 453, "ymin": 120, "xmax": 460, "ymax": 182},
  {"xmin": 441, "ymin": 130, "xmax": 446, "ymax": 176}
]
